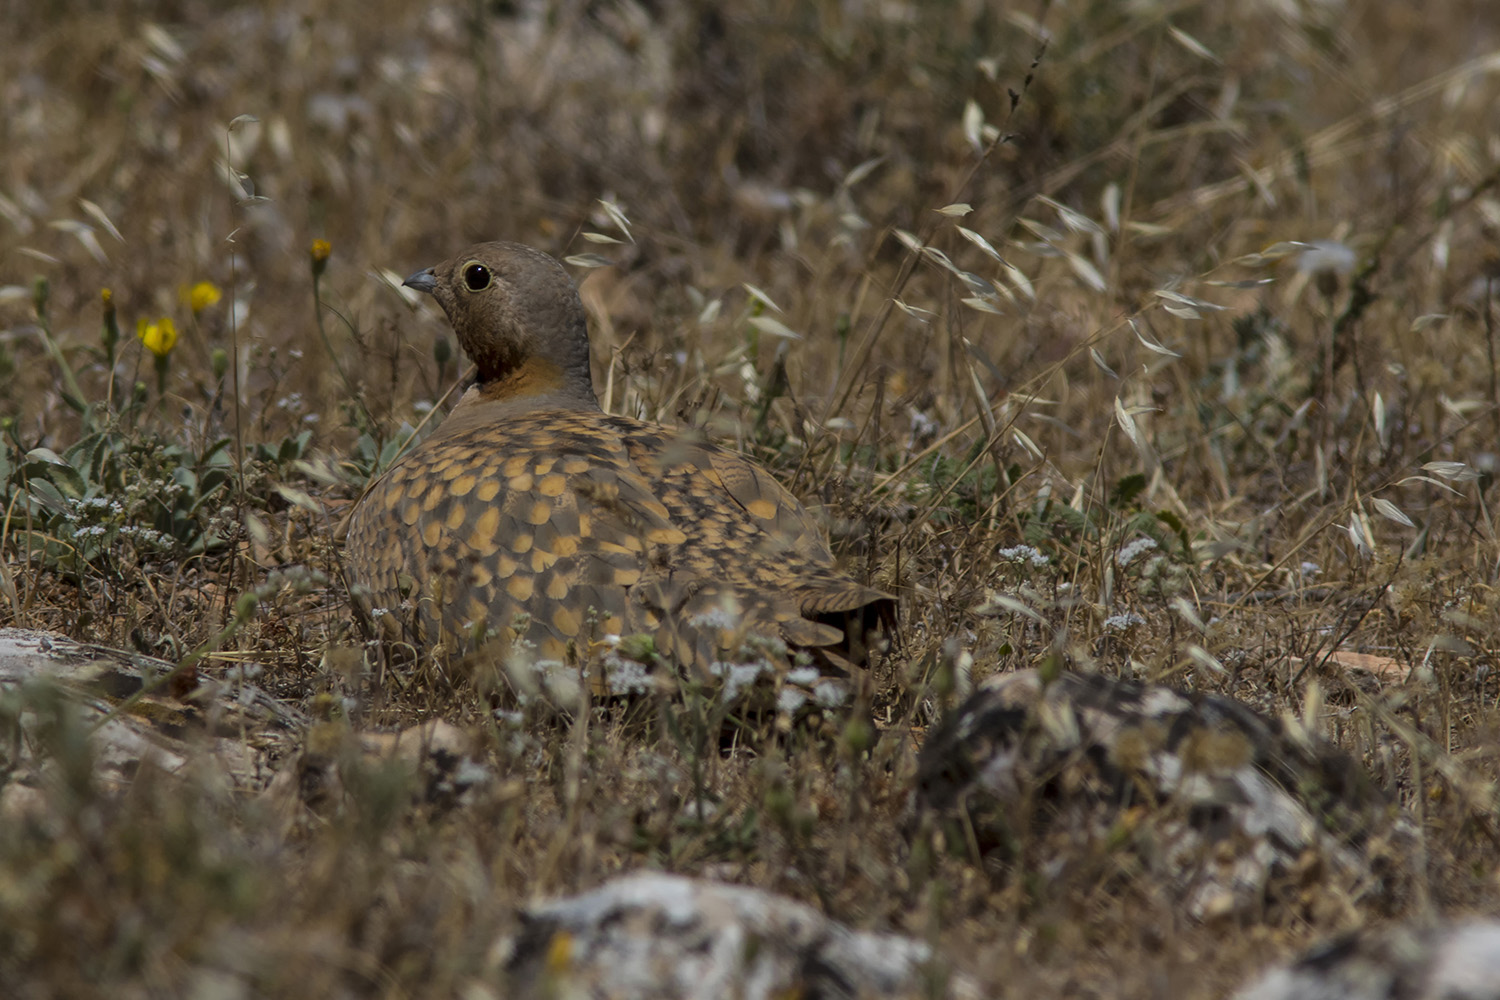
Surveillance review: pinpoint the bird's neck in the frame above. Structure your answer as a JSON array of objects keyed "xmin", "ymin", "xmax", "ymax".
[
  {"xmin": 456, "ymin": 356, "xmax": 600, "ymax": 420},
  {"xmin": 459, "ymin": 314, "xmax": 598, "ymax": 411}
]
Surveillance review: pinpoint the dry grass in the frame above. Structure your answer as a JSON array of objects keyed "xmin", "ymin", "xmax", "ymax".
[{"xmin": 3, "ymin": 0, "xmax": 1500, "ymax": 995}]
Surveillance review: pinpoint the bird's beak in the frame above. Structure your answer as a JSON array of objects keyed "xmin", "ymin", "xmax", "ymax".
[{"xmin": 403, "ymin": 267, "xmax": 438, "ymax": 294}]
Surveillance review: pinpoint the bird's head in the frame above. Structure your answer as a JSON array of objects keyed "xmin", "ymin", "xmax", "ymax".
[{"xmin": 404, "ymin": 242, "xmax": 598, "ymax": 408}]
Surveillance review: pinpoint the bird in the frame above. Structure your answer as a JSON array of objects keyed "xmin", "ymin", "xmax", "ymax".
[{"xmin": 344, "ymin": 241, "xmax": 895, "ymax": 684}]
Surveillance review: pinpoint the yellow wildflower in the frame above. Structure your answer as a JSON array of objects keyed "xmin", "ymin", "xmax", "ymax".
[
  {"xmin": 310, "ymin": 239, "xmax": 331, "ymax": 280},
  {"xmin": 182, "ymin": 280, "xmax": 223, "ymax": 315},
  {"xmin": 137, "ymin": 317, "xmax": 178, "ymax": 358}
]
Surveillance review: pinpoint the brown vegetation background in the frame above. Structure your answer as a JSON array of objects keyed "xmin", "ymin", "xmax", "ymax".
[{"xmin": 3, "ymin": 0, "xmax": 1500, "ymax": 996}]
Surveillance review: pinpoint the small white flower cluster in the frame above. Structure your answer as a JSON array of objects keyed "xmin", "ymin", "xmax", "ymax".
[
  {"xmin": 688, "ymin": 604, "xmax": 849, "ymax": 711},
  {"xmin": 117, "ymin": 524, "xmax": 174, "ymax": 549},
  {"xmin": 689, "ymin": 606, "xmax": 746, "ymax": 633},
  {"xmin": 1116, "ymin": 537, "xmax": 1158, "ymax": 567},
  {"xmin": 909, "ymin": 408, "xmax": 941, "ymax": 441},
  {"xmin": 692, "ymin": 603, "xmax": 784, "ymax": 699},
  {"xmin": 601, "ymin": 648, "xmax": 654, "ymax": 695},
  {"xmin": 65, "ymin": 496, "xmax": 124, "ymax": 522},
  {"xmin": 997, "ymin": 544, "xmax": 1050, "ymax": 567},
  {"xmin": 61, "ymin": 493, "xmax": 177, "ymax": 553},
  {"xmin": 1103, "ymin": 611, "xmax": 1146, "ymax": 632},
  {"xmin": 709, "ymin": 659, "xmax": 771, "ymax": 704},
  {"xmin": 124, "ymin": 476, "xmax": 185, "ymax": 507},
  {"xmin": 777, "ymin": 666, "xmax": 849, "ymax": 713}
]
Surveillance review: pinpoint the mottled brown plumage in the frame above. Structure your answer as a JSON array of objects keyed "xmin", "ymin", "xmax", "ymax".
[{"xmin": 345, "ymin": 242, "xmax": 894, "ymax": 674}]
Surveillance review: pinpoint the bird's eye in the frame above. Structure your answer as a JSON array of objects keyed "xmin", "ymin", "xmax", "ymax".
[{"xmin": 462, "ymin": 262, "xmax": 491, "ymax": 291}]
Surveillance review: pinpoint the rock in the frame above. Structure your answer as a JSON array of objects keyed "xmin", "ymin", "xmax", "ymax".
[
  {"xmin": 504, "ymin": 872, "xmax": 966, "ymax": 999},
  {"xmin": 1234, "ymin": 921, "xmax": 1500, "ymax": 1000},
  {"xmin": 0, "ymin": 627, "xmax": 303, "ymax": 814},
  {"xmin": 916, "ymin": 668, "xmax": 1412, "ymax": 919}
]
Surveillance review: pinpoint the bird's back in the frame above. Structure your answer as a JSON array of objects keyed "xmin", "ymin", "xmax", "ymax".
[{"xmin": 345, "ymin": 407, "xmax": 892, "ymax": 672}]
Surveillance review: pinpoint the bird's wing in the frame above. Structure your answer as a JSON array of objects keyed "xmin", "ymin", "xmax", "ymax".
[{"xmin": 346, "ymin": 409, "xmax": 893, "ymax": 672}]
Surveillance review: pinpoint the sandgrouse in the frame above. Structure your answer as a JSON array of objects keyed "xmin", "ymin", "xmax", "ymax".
[{"xmin": 345, "ymin": 242, "xmax": 894, "ymax": 678}]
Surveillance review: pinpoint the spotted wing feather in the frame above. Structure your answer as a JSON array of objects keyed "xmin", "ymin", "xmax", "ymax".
[{"xmin": 346, "ymin": 409, "xmax": 893, "ymax": 670}]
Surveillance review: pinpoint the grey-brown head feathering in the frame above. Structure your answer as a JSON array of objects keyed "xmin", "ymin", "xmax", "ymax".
[
  {"xmin": 400, "ymin": 242, "xmax": 599, "ymax": 412},
  {"xmin": 345, "ymin": 241, "xmax": 895, "ymax": 679}
]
